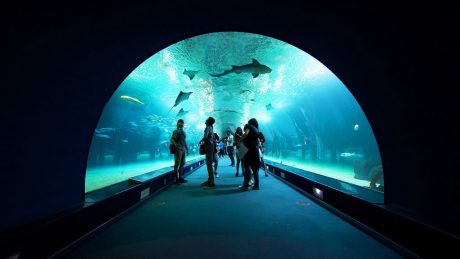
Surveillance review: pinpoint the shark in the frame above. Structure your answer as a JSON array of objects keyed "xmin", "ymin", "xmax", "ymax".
[
  {"xmin": 168, "ymin": 91, "xmax": 193, "ymax": 114},
  {"xmin": 183, "ymin": 69, "xmax": 200, "ymax": 80},
  {"xmin": 176, "ymin": 108, "xmax": 189, "ymax": 117},
  {"xmin": 120, "ymin": 95, "xmax": 145, "ymax": 105},
  {"xmin": 208, "ymin": 59, "xmax": 272, "ymax": 78}
]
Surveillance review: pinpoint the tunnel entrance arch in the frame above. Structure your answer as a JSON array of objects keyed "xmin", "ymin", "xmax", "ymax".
[{"xmin": 85, "ymin": 31, "xmax": 384, "ymax": 197}]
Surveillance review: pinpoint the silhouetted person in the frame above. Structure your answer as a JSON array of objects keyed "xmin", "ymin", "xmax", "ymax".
[
  {"xmin": 200, "ymin": 117, "xmax": 216, "ymax": 188},
  {"xmin": 259, "ymin": 131, "xmax": 268, "ymax": 177},
  {"xmin": 240, "ymin": 118, "xmax": 261, "ymax": 190},
  {"xmin": 234, "ymin": 127, "xmax": 245, "ymax": 177},
  {"xmin": 226, "ymin": 130, "xmax": 235, "ymax": 166},
  {"xmin": 170, "ymin": 119, "xmax": 189, "ymax": 185},
  {"xmin": 213, "ymin": 132, "xmax": 220, "ymax": 178}
]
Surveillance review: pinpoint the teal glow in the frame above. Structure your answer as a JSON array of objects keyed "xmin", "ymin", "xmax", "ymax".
[{"xmin": 86, "ymin": 32, "xmax": 383, "ymax": 194}]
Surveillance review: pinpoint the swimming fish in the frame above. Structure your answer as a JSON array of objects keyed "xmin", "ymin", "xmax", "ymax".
[
  {"xmin": 208, "ymin": 59, "xmax": 272, "ymax": 78},
  {"xmin": 121, "ymin": 139, "xmax": 129, "ymax": 143},
  {"xmin": 128, "ymin": 121, "xmax": 138, "ymax": 127},
  {"xmin": 168, "ymin": 91, "xmax": 193, "ymax": 114},
  {"xmin": 176, "ymin": 108, "xmax": 189, "ymax": 117},
  {"xmin": 339, "ymin": 152, "xmax": 363, "ymax": 158},
  {"xmin": 95, "ymin": 127, "xmax": 116, "ymax": 134},
  {"xmin": 213, "ymin": 108, "xmax": 241, "ymax": 114},
  {"xmin": 95, "ymin": 134, "xmax": 111, "ymax": 139},
  {"xmin": 266, "ymin": 104, "xmax": 273, "ymax": 111},
  {"xmin": 120, "ymin": 95, "xmax": 145, "ymax": 105},
  {"xmin": 183, "ymin": 69, "xmax": 200, "ymax": 80},
  {"xmin": 240, "ymin": 89, "xmax": 252, "ymax": 94},
  {"xmin": 146, "ymin": 117, "xmax": 162, "ymax": 123}
]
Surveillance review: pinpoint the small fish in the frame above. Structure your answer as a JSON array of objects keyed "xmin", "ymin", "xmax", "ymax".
[
  {"xmin": 168, "ymin": 91, "xmax": 193, "ymax": 114},
  {"xmin": 339, "ymin": 152, "xmax": 363, "ymax": 158},
  {"xmin": 95, "ymin": 127, "xmax": 116, "ymax": 134},
  {"xmin": 176, "ymin": 108, "xmax": 189, "ymax": 117},
  {"xmin": 121, "ymin": 139, "xmax": 129, "ymax": 143},
  {"xmin": 146, "ymin": 114, "xmax": 162, "ymax": 123},
  {"xmin": 240, "ymin": 89, "xmax": 252, "ymax": 94},
  {"xmin": 95, "ymin": 134, "xmax": 111, "ymax": 139},
  {"xmin": 120, "ymin": 95, "xmax": 145, "ymax": 105},
  {"xmin": 128, "ymin": 121, "xmax": 138, "ymax": 127},
  {"xmin": 213, "ymin": 108, "xmax": 242, "ymax": 114},
  {"xmin": 183, "ymin": 69, "xmax": 200, "ymax": 80},
  {"xmin": 266, "ymin": 104, "xmax": 273, "ymax": 111},
  {"xmin": 208, "ymin": 59, "xmax": 272, "ymax": 78},
  {"xmin": 146, "ymin": 117, "xmax": 161, "ymax": 123}
]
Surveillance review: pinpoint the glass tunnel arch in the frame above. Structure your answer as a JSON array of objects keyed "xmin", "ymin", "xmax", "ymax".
[{"xmin": 86, "ymin": 31, "xmax": 384, "ymax": 195}]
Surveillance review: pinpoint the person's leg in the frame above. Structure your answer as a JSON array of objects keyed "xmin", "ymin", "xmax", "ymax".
[
  {"xmin": 205, "ymin": 152, "xmax": 214, "ymax": 185},
  {"xmin": 174, "ymin": 151, "xmax": 183, "ymax": 184},
  {"xmin": 228, "ymin": 146, "xmax": 235, "ymax": 166},
  {"xmin": 251, "ymin": 159, "xmax": 260, "ymax": 189},
  {"xmin": 236, "ymin": 156, "xmax": 240, "ymax": 176},
  {"xmin": 213, "ymin": 152, "xmax": 219, "ymax": 177},
  {"xmin": 242, "ymin": 157, "xmax": 250, "ymax": 188},
  {"xmin": 179, "ymin": 151, "xmax": 187, "ymax": 182},
  {"xmin": 261, "ymin": 157, "xmax": 268, "ymax": 176}
]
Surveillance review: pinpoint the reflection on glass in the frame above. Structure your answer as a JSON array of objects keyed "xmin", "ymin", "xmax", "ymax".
[{"xmin": 85, "ymin": 32, "xmax": 383, "ymax": 194}]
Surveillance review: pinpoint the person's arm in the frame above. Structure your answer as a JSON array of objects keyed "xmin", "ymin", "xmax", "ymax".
[
  {"xmin": 200, "ymin": 128, "xmax": 208, "ymax": 143},
  {"xmin": 240, "ymin": 128, "xmax": 250, "ymax": 141},
  {"xmin": 185, "ymin": 132, "xmax": 189, "ymax": 153},
  {"xmin": 171, "ymin": 131, "xmax": 177, "ymax": 147},
  {"xmin": 234, "ymin": 133, "xmax": 241, "ymax": 144},
  {"xmin": 259, "ymin": 132, "xmax": 266, "ymax": 143}
]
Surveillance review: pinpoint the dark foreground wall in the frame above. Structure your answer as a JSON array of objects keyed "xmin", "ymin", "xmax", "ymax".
[{"xmin": 3, "ymin": 1, "xmax": 458, "ymax": 239}]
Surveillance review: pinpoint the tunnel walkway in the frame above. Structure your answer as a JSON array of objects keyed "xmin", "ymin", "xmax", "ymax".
[{"xmin": 59, "ymin": 158, "xmax": 402, "ymax": 258}]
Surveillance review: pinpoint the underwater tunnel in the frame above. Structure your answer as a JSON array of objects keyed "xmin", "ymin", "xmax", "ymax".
[
  {"xmin": 86, "ymin": 32, "xmax": 384, "ymax": 198},
  {"xmin": 51, "ymin": 32, "xmax": 399, "ymax": 257},
  {"xmin": 4, "ymin": 4, "xmax": 458, "ymax": 255}
]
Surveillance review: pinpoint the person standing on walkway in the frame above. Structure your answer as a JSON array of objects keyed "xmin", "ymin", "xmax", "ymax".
[
  {"xmin": 240, "ymin": 118, "xmax": 261, "ymax": 190},
  {"xmin": 226, "ymin": 129, "xmax": 235, "ymax": 167},
  {"xmin": 213, "ymin": 132, "xmax": 220, "ymax": 178},
  {"xmin": 234, "ymin": 127, "xmax": 245, "ymax": 177},
  {"xmin": 200, "ymin": 117, "xmax": 216, "ymax": 188},
  {"xmin": 258, "ymin": 130, "xmax": 268, "ymax": 177},
  {"xmin": 170, "ymin": 119, "xmax": 189, "ymax": 185}
]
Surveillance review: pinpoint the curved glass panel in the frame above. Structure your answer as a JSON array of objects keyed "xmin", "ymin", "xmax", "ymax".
[{"xmin": 86, "ymin": 32, "xmax": 383, "ymax": 194}]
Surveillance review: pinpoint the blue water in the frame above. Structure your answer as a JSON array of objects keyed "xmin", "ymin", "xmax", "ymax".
[{"xmin": 85, "ymin": 32, "xmax": 383, "ymax": 194}]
